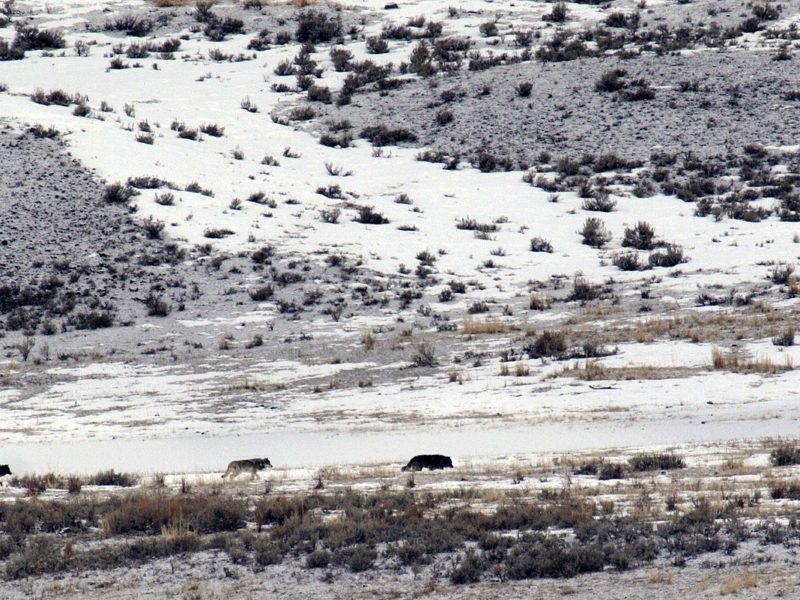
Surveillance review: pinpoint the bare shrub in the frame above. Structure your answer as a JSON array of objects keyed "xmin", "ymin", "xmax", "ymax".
[
  {"xmin": 411, "ymin": 343, "xmax": 437, "ymax": 367},
  {"xmin": 579, "ymin": 217, "xmax": 611, "ymax": 248},
  {"xmin": 622, "ymin": 222, "xmax": 656, "ymax": 250}
]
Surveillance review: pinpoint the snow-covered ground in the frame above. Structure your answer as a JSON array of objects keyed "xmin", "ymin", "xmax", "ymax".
[{"xmin": 2, "ymin": 0, "xmax": 800, "ymax": 473}]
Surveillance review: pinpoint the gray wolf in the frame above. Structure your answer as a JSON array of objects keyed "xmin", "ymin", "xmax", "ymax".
[{"xmin": 222, "ymin": 458, "xmax": 272, "ymax": 480}]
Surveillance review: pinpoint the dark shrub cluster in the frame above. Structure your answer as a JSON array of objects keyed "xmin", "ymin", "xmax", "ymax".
[
  {"xmin": 612, "ymin": 252, "xmax": 643, "ymax": 271},
  {"xmin": 628, "ymin": 453, "xmax": 685, "ymax": 472},
  {"xmin": 354, "ymin": 205, "xmax": 389, "ymax": 224},
  {"xmin": 530, "ymin": 237, "xmax": 553, "ymax": 253},
  {"xmin": 204, "ymin": 17, "xmax": 244, "ymax": 42},
  {"xmin": 536, "ymin": 31, "xmax": 595, "ymax": 62},
  {"xmin": 770, "ymin": 443, "xmax": 800, "ymax": 466},
  {"xmin": 249, "ymin": 285, "xmax": 274, "ymax": 301},
  {"xmin": 567, "ymin": 278, "xmax": 602, "ymax": 302},
  {"xmin": 105, "ymin": 14, "xmax": 153, "ymax": 37},
  {"xmin": 31, "ymin": 89, "xmax": 87, "ymax": 107},
  {"xmin": 542, "ymin": 2, "xmax": 569, "ymax": 23},
  {"xmin": 296, "ymin": 10, "xmax": 342, "ymax": 43},
  {"xmin": 103, "ymin": 493, "xmax": 246, "ymax": 535},
  {"xmin": 648, "ymin": 244, "xmax": 687, "ymax": 268},
  {"xmin": 360, "ymin": 125, "xmax": 418, "ymax": 146},
  {"xmin": 524, "ymin": 330, "xmax": 567, "ymax": 359},
  {"xmin": 68, "ymin": 310, "xmax": 115, "ymax": 330},
  {"xmin": 87, "ymin": 470, "xmax": 137, "ymax": 487},
  {"xmin": 579, "ymin": 218, "xmax": 611, "ymax": 248},
  {"xmin": 13, "ymin": 24, "xmax": 65, "ymax": 51},
  {"xmin": 581, "ymin": 192, "xmax": 616, "ymax": 212},
  {"xmin": 622, "ymin": 222, "xmax": 656, "ymax": 250},
  {"xmin": 456, "ymin": 218, "xmax": 498, "ymax": 233},
  {"xmin": 0, "ymin": 39, "xmax": 25, "ymax": 61},
  {"xmin": 144, "ymin": 293, "xmax": 170, "ymax": 317},
  {"xmin": 104, "ymin": 183, "xmax": 139, "ymax": 204}
]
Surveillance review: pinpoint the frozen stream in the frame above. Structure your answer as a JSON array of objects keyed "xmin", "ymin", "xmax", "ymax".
[{"xmin": 2, "ymin": 417, "xmax": 794, "ymax": 475}]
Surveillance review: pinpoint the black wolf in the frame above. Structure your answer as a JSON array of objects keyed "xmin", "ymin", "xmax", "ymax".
[{"xmin": 401, "ymin": 454, "xmax": 453, "ymax": 471}]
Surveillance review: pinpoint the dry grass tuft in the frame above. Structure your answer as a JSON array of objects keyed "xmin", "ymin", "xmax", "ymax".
[
  {"xmin": 719, "ymin": 571, "xmax": 757, "ymax": 595},
  {"xmin": 463, "ymin": 317, "xmax": 510, "ymax": 335},
  {"xmin": 551, "ymin": 361, "xmax": 695, "ymax": 381},
  {"xmin": 361, "ymin": 331, "xmax": 375, "ymax": 351},
  {"xmin": 711, "ymin": 346, "xmax": 792, "ymax": 373},
  {"xmin": 225, "ymin": 376, "xmax": 266, "ymax": 392}
]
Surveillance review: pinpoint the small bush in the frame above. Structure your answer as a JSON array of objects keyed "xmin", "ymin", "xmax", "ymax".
[
  {"xmin": 524, "ymin": 330, "xmax": 567, "ymax": 359},
  {"xmin": 530, "ymin": 237, "xmax": 553, "ymax": 253},
  {"xmin": 622, "ymin": 83, "xmax": 656, "ymax": 102},
  {"xmin": 770, "ymin": 263, "xmax": 795, "ymax": 285},
  {"xmin": 177, "ymin": 128, "xmax": 198, "ymax": 141},
  {"xmin": 296, "ymin": 9, "xmax": 341, "ymax": 43},
  {"xmin": 773, "ymin": 328, "xmax": 795, "ymax": 347},
  {"xmin": 249, "ymin": 285, "xmax": 274, "ymax": 301},
  {"xmin": 250, "ymin": 246, "xmax": 274, "ymax": 265},
  {"xmin": 456, "ymin": 218, "xmax": 497, "ymax": 233},
  {"xmin": 622, "ymin": 221, "xmax": 656, "ymax": 250},
  {"xmin": 595, "ymin": 69, "xmax": 627, "ymax": 92},
  {"xmin": 69, "ymin": 310, "xmax": 114, "ymax": 330},
  {"xmin": 354, "ymin": 205, "xmax": 389, "ymax": 224},
  {"xmin": 0, "ymin": 39, "xmax": 25, "ymax": 61},
  {"xmin": 142, "ymin": 217, "xmax": 165, "ymax": 240},
  {"xmin": 479, "ymin": 20, "xmax": 498, "ymax": 37},
  {"xmin": 144, "ymin": 293, "xmax": 170, "ymax": 317},
  {"xmin": 411, "ymin": 343, "xmax": 437, "ymax": 367},
  {"xmin": 154, "ymin": 192, "xmax": 175, "ymax": 206},
  {"xmin": 450, "ymin": 550, "xmax": 484, "ymax": 584},
  {"xmin": 88, "ymin": 469, "xmax": 137, "ymax": 487},
  {"xmin": 628, "ymin": 453, "xmax": 685, "ymax": 472},
  {"xmin": 612, "ymin": 252, "xmax": 642, "ymax": 271},
  {"xmin": 330, "ymin": 46, "xmax": 353, "ymax": 71},
  {"xmin": 770, "ymin": 443, "xmax": 800, "ymax": 466},
  {"xmin": 104, "ymin": 183, "xmax": 138, "ymax": 204},
  {"xmin": 105, "ymin": 14, "xmax": 152, "ymax": 37},
  {"xmin": 306, "ymin": 549, "xmax": 332, "ymax": 568},
  {"xmin": 543, "ymin": 2, "xmax": 569, "ymax": 22},
  {"xmin": 13, "ymin": 24, "xmax": 65, "ymax": 51},
  {"xmin": 241, "ymin": 97, "xmax": 258, "ymax": 113},
  {"xmin": 335, "ymin": 544, "xmax": 377, "ymax": 572},
  {"xmin": 579, "ymin": 217, "xmax": 611, "ymax": 248},
  {"xmin": 200, "ymin": 123, "xmax": 224, "ymax": 137},
  {"xmin": 648, "ymin": 245, "xmax": 686, "ymax": 268},
  {"xmin": 254, "ymin": 539, "xmax": 283, "ymax": 566},
  {"xmin": 360, "ymin": 125, "xmax": 417, "ymax": 146},
  {"xmin": 581, "ymin": 193, "xmax": 616, "ymax": 212},
  {"xmin": 435, "ymin": 109, "xmax": 454, "ymax": 126},
  {"xmin": 204, "ymin": 228, "xmax": 234, "ymax": 239},
  {"xmin": 770, "ymin": 480, "xmax": 800, "ymax": 500},
  {"xmin": 366, "ymin": 35, "xmax": 389, "ymax": 54},
  {"xmin": 598, "ymin": 463, "xmax": 627, "ymax": 480},
  {"xmin": 568, "ymin": 278, "xmax": 601, "ymax": 302},
  {"xmin": 28, "ymin": 125, "xmax": 59, "ymax": 138},
  {"xmin": 4, "ymin": 537, "xmax": 62, "ymax": 580},
  {"xmin": 468, "ymin": 301, "xmax": 490, "ymax": 314},
  {"xmin": 516, "ymin": 82, "xmax": 533, "ymax": 97},
  {"xmin": 307, "ymin": 85, "xmax": 332, "ymax": 104}
]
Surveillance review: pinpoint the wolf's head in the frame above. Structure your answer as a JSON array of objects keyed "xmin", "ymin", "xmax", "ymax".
[{"xmin": 259, "ymin": 458, "xmax": 273, "ymax": 469}]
